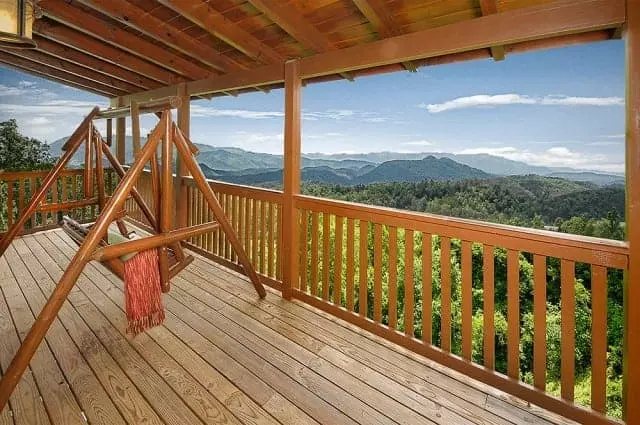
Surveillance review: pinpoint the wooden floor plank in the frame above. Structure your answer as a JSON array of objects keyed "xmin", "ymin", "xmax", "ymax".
[
  {"xmin": 40, "ymin": 232, "xmax": 229, "ymax": 425},
  {"xmin": 0, "ymin": 247, "xmax": 85, "ymax": 425},
  {"xmin": 27, "ymin": 234, "xmax": 166, "ymax": 425},
  {"xmin": 185, "ymin": 257, "xmax": 562, "ymax": 425},
  {"xmin": 11, "ymin": 238, "xmax": 127, "ymax": 425},
  {"xmin": 0, "ymin": 256, "xmax": 50, "ymax": 425},
  {"xmin": 0, "ymin": 230, "xmax": 578, "ymax": 425},
  {"xmin": 179, "ymin": 260, "xmax": 514, "ymax": 425},
  {"xmin": 33, "ymin": 233, "xmax": 200, "ymax": 425},
  {"xmin": 175, "ymin": 269, "xmax": 511, "ymax": 425}
]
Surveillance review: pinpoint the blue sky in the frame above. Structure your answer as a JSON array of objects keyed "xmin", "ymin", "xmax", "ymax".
[{"xmin": 0, "ymin": 39, "xmax": 626, "ymax": 172}]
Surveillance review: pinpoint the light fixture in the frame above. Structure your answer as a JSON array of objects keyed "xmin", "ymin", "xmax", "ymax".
[{"xmin": 0, "ymin": 0, "xmax": 40, "ymax": 49}]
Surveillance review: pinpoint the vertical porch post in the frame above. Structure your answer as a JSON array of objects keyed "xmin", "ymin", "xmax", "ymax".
[
  {"xmin": 176, "ymin": 83, "xmax": 190, "ymax": 229},
  {"xmin": 282, "ymin": 60, "xmax": 302, "ymax": 299},
  {"xmin": 625, "ymin": 1, "xmax": 640, "ymax": 421},
  {"xmin": 113, "ymin": 96, "xmax": 126, "ymax": 164}
]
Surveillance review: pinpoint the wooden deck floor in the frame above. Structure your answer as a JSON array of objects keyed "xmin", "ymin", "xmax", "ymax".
[{"xmin": 0, "ymin": 229, "xmax": 576, "ymax": 425}]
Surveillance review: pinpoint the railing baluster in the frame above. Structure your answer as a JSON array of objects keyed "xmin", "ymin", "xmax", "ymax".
[
  {"xmin": 18, "ymin": 179, "xmax": 25, "ymax": 228},
  {"xmin": 462, "ymin": 240, "xmax": 472, "ymax": 360},
  {"xmin": 483, "ymin": 245, "xmax": 495, "ymax": 369},
  {"xmin": 311, "ymin": 212, "xmax": 319, "ymax": 296},
  {"xmin": 405, "ymin": 229, "xmax": 414, "ymax": 337},
  {"xmin": 334, "ymin": 216, "xmax": 344, "ymax": 306},
  {"xmin": 268, "ymin": 202, "xmax": 275, "ymax": 278},
  {"xmin": 346, "ymin": 217, "xmax": 355, "ymax": 311},
  {"xmin": 388, "ymin": 226, "xmax": 398, "ymax": 329},
  {"xmin": 244, "ymin": 196, "xmax": 251, "ymax": 263},
  {"xmin": 441, "ymin": 236, "xmax": 451, "ymax": 351},
  {"xmin": 359, "ymin": 220, "xmax": 368, "ymax": 317},
  {"xmin": 300, "ymin": 209, "xmax": 308, "ymax": 292},
  {"xmin": 561, "ymin": 259, "xmax": 576, "ymax": 401},
  {"xmin": 252, "ymin": 199, "xmax": 259, "ymax": 268},
  {"xmin": 7, "ymin": 179, "xmax": 14, "ymax": 228},
  {"xmin": 373, "ymin": 223, "xmax": 383, "ymax": 323},
  {"xmin": 276, "ymin": 204, "xmax": 283, "ymax": 281},
  {"xmin": 591, "ymin": 265, "xmax": 607, "ymax": 413},
  {"xmin": 261, "ymin": 200, "xmax": 267, "ymax": 274},
  {"xmin": 534, "ymin": 254, "xmax": 547, "ymax": 390},
  {"xmin": 422, "ymin": 232, "xmax": 432, "ymax": 343},
  {"xmin": 322, "ymin": 212, "xmax": 331, "ymax": 301},
  {"xmin": 507, "ymin": 249, "xmax": 520, "ymax": 379}
]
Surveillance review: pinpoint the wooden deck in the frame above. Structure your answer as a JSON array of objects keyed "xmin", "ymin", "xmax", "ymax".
[{"xmin": 0, "ymin": 228, "xmax": 576, "ymax": 425}]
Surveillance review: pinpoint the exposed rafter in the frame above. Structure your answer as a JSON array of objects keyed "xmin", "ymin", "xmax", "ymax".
[
  {"xmin": 73, "ymin": 0, "xmax": 241, "ymax": 73},
  {"xmin": 0, "ymin": 50, "xmax": 122, "ymax": 96},
  {"xmin": 478, "ymin": 0, "xmax": 506, "ymax": 61},
  {"xmin": 33, "ymin": 36, "xmax": 160, "ymax": 90},
  {"xmin": 38, "ymin": 0, "xmax": 215, "ymax": 79},
  {"xmin": 155, "ymin": 0, "xmax": 285, "ymax": 65},
  {"xmin": 351, "ymin": 0, "xmax": 417, "ymax": 72},
  {"xmin": 1, "ymin": 47, "xmax": 142, "ymax": 93},
  {"xmin": 247, "ymin": 0, "xmax": 354, "ymax": 81},
  {"xmin": 34, "ymin": 20, "xmax": 181, "ymax": 85}
]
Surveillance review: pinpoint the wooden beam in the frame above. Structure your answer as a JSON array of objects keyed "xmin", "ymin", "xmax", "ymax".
[
  {"xmin": 0, "ymin": 60, "xmax": 112, "ymax": 97},
  {"xmin": 32, "ymin": 36, "xmax": 158, "ymax": 90},
  {"xmin": 155, "ymin": 0, "xmax": 284, "ymax": 64},
  {"xmin": 1, "ymin": 47, "xmax": 142, "ymax": 93},
  {"xmin": 39, "ymin": 0, "xmax": 215, "ymax": 79},
  {"xmin": 625, "ymin": 1, "xmax": 640, "ymax": 422},
  {"xmin": 282, "ymin": 60, "xmax": 302, "ymax": 300},
  {"xmin": 351, "ymin": 0, "xmax": 417, "ymax": 71},
  {"xmin": 479, "ymin": 0, "xmax": 506, "ymax": 61},
  {"xmin": 0, "ymin": 50, "xmax": 123, "ymax": 96},
  {"xmin": 176, "ymin": 83, "xmax": 190, "ymax": 230},
  {"xmin": 247, "ymin": 0, "xmax": 354, "ymax": 80},
  {"xmin": 73, "ymin": 0, "xmax": 240, "ymax": 73},
  {"xmin": 121, "ymin": 0, "xmax": 623, "ymax": 103},
  {"xmin": 114, "ymin": 97, "xmax": 126, "ymax": 164},
  {"xmin": 34, "ymin": 20, "xmax": 181, "ymax": 85}
]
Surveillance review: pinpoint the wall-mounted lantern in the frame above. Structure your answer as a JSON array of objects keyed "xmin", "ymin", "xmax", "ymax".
[{"xmin": 0, "ymin": 1, "xmax": 40, "ymax": 48}]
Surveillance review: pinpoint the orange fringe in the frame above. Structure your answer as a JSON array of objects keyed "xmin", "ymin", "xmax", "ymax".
[{"xmin": 124, "ymin": 249, "xmax": 164, "ymax": 336}]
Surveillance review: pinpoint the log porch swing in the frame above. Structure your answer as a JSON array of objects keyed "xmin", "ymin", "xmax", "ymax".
[{"xmin": 0, "ymin": 96, "xmax": 266, "ymax": 408}]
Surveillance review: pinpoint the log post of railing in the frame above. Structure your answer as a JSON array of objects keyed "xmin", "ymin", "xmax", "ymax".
[
  {"xmin": 282, "ymin": 60, "xmax": 302, "ymax": 300},
  {"xmin": 624, "ymin": 2, "xmax": 640, "ymax": 422},
  {"xmin": 176, "ymin": 83, "xmax": 190, "ymax": 229},
  {"xmin": 114, "ymin": 96, "xmax": 126, "ymax": 164}
]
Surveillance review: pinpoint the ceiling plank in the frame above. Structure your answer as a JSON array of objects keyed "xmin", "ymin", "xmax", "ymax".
[
  {"xmin": 0, "ymin": 60, "xmax": 113, "ymax": 97},
  {"xmin": 33, "ymin": 36, "xmax": 159, "ymax": 90},
  {"xmin": 0, "ymin": 50, "xmax": 123, "ymax": 96},
  {"xmin": 73, "ymin": 0, "xmax": 242, "ymax": 73},
  {"xmin": 247, "ymin": 0, "xmax": 354, "ymax": 80},
  {"xmin": 155, "ymin": 0, "xmax": 285, "ymax": 64},
  {"xmin": 119, "ymin": 0, "xmax": 623, "ymax": 104},
  {"xmin": 1, "ymin": 47, "xmax": 142, "ymax": 93},
  {"xmin": 479, "ymin": 0, "xmax": 506, "ymax": 61},
  {"xmin": 34, "ymin": 20, "xmax": 181, "ymax": 85},
  {"xmin": 38, "ymin": 0, "xmax": 215, "ymax": 79},
  {"xmin": 351, "ymin": 0, "xmax": 417, "ymax": 72}
]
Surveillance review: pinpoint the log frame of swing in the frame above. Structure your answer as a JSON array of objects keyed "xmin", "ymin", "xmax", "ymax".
[{"xmin": 0, "ymin": 111, "xmax": 168, "ymax": 410}]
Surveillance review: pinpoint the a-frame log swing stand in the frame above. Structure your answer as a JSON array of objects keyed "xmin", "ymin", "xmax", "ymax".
[{"xmin": 0, "ymin": 96, "xmax": 266, "ymax": 409}]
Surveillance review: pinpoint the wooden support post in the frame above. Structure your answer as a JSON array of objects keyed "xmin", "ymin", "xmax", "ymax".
[
  {"xmin": 131, "ymin": 100, "xmax": 141, "ymax": 157},
  {"xmin": 0, "ymin": 115, "xmax": 165, "ymax": 410},
  {"xmin": 176, "ymin": 83, "xmax": 190, "ymax": 230},
  {"xmin": 159, "ymin": 108, "xmax": 173, "ymax": 292},
  {"xmin": 114, "ymin": 96, "xmax": 126, "ymax": 164},
  {"xmin": 282, "ymin": 60, "xmax": 302, "ymax": 300},
  {"xmin": 625, "ymin": 3, "xmax": 640, "ymax": 421}
]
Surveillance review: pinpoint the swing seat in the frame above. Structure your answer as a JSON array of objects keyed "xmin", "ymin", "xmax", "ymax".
[{"xmin": 59, "ymin": 216, "xmax": 192, "ymax": 283}]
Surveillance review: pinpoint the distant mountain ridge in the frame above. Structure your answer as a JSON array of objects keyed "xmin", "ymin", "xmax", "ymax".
[{"xmin": 49, "ymin": 137, "xmax": 623, "ymax": 186}]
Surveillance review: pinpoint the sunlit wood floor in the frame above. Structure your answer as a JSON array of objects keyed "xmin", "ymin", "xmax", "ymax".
[{"xmin": 0, "ymin": 228, "xmax": 576, "ymax": 425}]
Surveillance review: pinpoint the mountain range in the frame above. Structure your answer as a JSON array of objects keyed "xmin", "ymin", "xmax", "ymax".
[{"xmin": 49, "ymin": 136, "xmax": 625, "ymax": 186}]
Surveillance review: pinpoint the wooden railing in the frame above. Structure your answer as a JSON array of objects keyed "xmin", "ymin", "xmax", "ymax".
[
  {"xmin": 125, "ymin": 172, "xmax": 284, "ymax": 288},
  {"xmin": 0, "ymin": 169, "xmax": 119, "ymax": 235},
  {"xmin": 126, "ymin": 173, "xmax": 628, "ymax": 424}
]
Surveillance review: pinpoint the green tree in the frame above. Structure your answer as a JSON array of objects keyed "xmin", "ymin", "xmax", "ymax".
[{"xmin": 0, "ymin": 119, "xmax": 56, "ymax": 171}]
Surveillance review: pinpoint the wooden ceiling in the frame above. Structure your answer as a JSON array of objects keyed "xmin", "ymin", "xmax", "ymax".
[{"xmin": 0, "ymin": 0, "xmax": 623, "ymax": 98}]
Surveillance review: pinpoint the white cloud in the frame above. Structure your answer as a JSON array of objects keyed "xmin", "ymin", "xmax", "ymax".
[
  {"xmin": 401, "ymin": 140, "xmax": 436, "ymax": 147},
  {"xmin": 603, "ymin": 134, "xmax": 625, "ymax": 139},
  {"xmin": 420, "ymin": 94, "xmax": 624, "ymax": 113},
  {"xmin": 18, "ymin": 80, "xmax": 36, "ymax": 88},
  {"xmin": 0, "ymin": 82, "xmax": 57, "ymax": 99},
  {"xmin": 457, "ymin": 146, "xmax": 624, "ymax": 173},
  {"xmin": 190, "ymin": 104, "xmax": 284, "ymax": 119}
]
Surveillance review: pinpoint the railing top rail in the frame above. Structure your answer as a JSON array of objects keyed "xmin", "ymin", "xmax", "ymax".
[
  {"xmin": 295, "ymin": 194, "xmax": 629, "ymax": 269},
  {"xmin": 181, "ymin": 175, "xmax": 283, "ymax": 203},
  {"xmin": 0, "ymin": 168, "xmax": 102, "ymax": 180}
]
